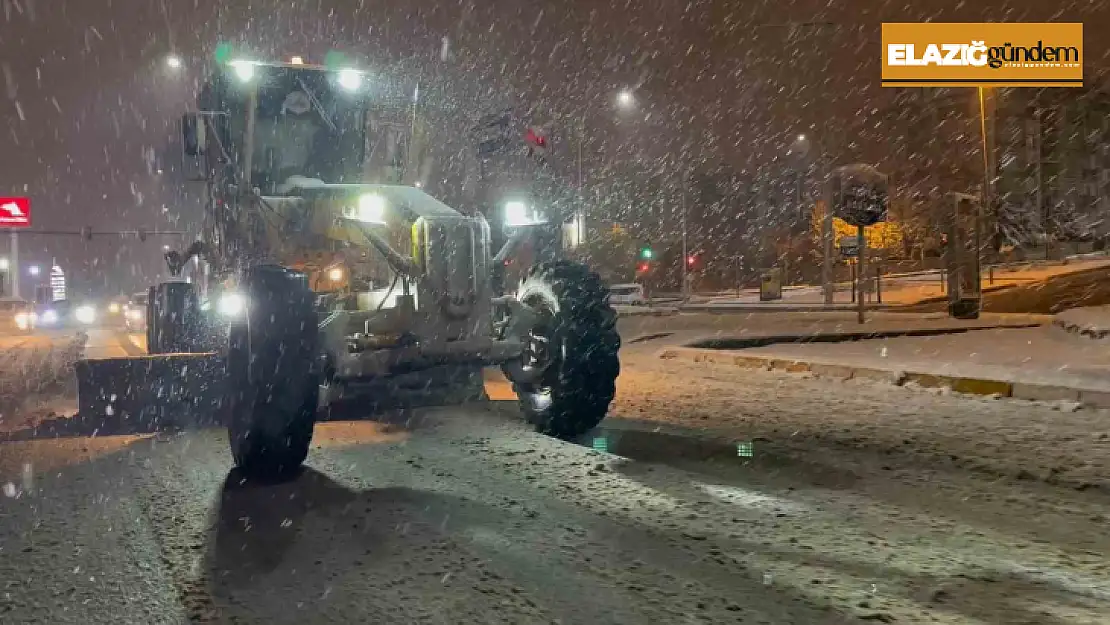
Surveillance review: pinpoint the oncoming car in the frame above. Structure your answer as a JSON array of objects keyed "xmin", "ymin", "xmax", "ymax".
[
  {"xmin": 123, "ymin": 291, "xmax": 148, "ymax": 332},
  {"xmin": 33, "ymin": 300, "xmax": 99, "ymax": 329},
  {"xmin": 0, "ymin": 297, "xmax": 35, "ymax": 333}
]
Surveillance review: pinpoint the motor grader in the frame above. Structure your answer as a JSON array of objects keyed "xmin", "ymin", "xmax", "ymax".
[{"xmin": 85, "ymin": 57, "xmax": 619, "ymax": 478}]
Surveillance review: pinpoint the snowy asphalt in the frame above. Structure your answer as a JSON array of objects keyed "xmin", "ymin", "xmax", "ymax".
[{"xmin": 1, "ymin": 321, "xmax": 1109, "ymax": 624}]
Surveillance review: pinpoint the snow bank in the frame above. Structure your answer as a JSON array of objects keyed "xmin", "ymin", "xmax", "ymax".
[{"xmin": 0, "ymin": 333, "xmax": 86, "ymax": 414}]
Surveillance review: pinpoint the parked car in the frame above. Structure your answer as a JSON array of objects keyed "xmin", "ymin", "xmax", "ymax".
[{"xmin": 607, "ymin": 283, "xmax": 648, "ymax": 306}]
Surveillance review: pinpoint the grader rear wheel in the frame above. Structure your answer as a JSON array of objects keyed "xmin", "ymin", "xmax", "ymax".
[{"xmin": 503, "ymin": 261, "xmax": 621, "ymax": 439}]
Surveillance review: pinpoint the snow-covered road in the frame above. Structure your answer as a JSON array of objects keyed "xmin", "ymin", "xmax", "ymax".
[{"xmin": 1, "ymin": 343, "xmax": 1108, "ymax": 624}]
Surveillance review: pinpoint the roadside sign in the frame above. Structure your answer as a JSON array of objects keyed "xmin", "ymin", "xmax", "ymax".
[
  {"xmin": 838, "ymin": 236, "xmax": 860, "ymax": 257},
  {"xmin": 0, "ymin": 197, "xmax": 31, "ymax": 228},
  {"xmin": 828, "ymin": 165, "xmax": 888, "ymax": 227}
]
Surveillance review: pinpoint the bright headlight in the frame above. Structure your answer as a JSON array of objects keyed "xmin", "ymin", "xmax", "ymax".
[
  {"xmin": 344, "ymin": 193, "xmax": 387, "ymax": 224},
  {"xmin": 230, "ymin": 60, "xmax": 255, "ymax": 82},
  {"xmin": 217, "ymin": 292, "xmax": 246, "ymax": 317},
  {"xmin": 336, "ymin": 68, "xmax": 362, "ymax": 91},
  {"xmin": 75, "ymin": 305, "xmax": 96, "ymax": 324},
  {"xmin": 504, "ymin": 200, "xmax": 546, "ymax": 227},
  {"xmin": 14, "ymin": 312, "xmax": 30, "ymax": 329},
  {"xmin": 108, "ymin": 302, "xmax": 121, "ymax": 314}
]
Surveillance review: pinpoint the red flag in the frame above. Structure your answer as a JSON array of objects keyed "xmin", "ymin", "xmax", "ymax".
[{"xmin": 524, "ymin": 127, "xmax": 548, "ymax": 153}]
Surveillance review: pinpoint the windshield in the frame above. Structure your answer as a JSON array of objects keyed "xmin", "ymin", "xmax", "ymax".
[{"xmin": 219, "ymin": 66, "xmax": 369, "ymax": 188}]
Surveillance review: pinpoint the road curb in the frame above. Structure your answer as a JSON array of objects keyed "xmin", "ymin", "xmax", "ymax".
[
  {"xmin": 680, "ymin": 304, "xmax": 891, "ymax": 314},
  {"xmin": 658, "ymin": 346, "xmax": 1110, "ymax": 409},
  {"xmin": 615, "ymin": 306, "xmax": 680, "ymax": 317},
  {"xmin": 683, "ymin": 323, "xmax": 1043, "ymax": 350},
  {"xmin": 1051, "ymin": 314, "xmax": 1110, "ymax": 341}
]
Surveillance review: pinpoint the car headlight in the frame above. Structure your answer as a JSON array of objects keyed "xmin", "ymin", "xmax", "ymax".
[
  {"xmin": 504, "ymin": 200, "xmax": 546, "ymax": 227},
  {"xmin": 217, "ymin": 292, "xmax": 246, "ymax": 317},
  {"xmin": 126, "ymin": 308, "xmax": 144, "ymax": 321},
  {"xmin": 75, "ymin": 305, "xmax": 96, "ymax": 324},
  {"xmin": 14, "ymin": 312, "xmax": 30, "ymax": 329},
  {"xmin": 108, "ymin": 302, "xmax": 121, "ymax": 314},
  {"xmin": 343, "ymin": 193, "xmax": 387, "ymax": 224},
  {"xmin": 40, "ymin": 310, "xmax": 58, "ymax": 325}
]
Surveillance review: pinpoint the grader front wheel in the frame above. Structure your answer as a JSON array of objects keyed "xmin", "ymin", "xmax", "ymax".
[
  {"xmin": 226, "ymin": 266, "xmax": 320, "ymax": 479},
  {"xmin": 503, "ymin": 261, "xmax": 621, "ymax": 439}
]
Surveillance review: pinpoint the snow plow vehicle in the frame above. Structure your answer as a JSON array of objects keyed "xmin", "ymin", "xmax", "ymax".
[{"xmin": 76, "ymin": 56, "xmax": 620, "ymax": 478}]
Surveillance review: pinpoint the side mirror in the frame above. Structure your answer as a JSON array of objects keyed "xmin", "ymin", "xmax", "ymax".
[{"xmin": 181, "ymin": 113, "xmax": 206, "ymax": 156}]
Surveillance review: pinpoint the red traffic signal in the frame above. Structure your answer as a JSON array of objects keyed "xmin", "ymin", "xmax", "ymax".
[
  {"xmin": 686, "ymin": 255, "xmax": 697, "ymax": 266},
  {"xmin": 637, "ymin": 262, "xmax": 650, "ymax": 273}
]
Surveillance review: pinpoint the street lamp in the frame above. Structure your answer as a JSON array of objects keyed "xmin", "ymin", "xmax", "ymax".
[
  {"xmin": 166, "ymin": 55, "xmax": 182, "ymax": 69},
  {"xmin": 28, "ymin": 265, "xmax": 40, "ymax": 276},
  {"xmin": 616, "ymin": 90, "xmax": 636, "ymax": 109}
]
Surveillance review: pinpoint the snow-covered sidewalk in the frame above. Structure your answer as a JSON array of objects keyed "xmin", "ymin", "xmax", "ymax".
[
  {"xmin": 694, "ymin": 257, "xmax": 1110, "ymax": 310},
  {"xmin": 0, "ymin": 333, "xmax": 85, "ymax": 432},
  {"xmin": 660, "ymin": 325, "xmax": 1110, "ymax": 407}
]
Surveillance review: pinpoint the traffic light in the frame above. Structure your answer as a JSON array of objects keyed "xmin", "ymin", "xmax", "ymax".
[
  {"xmin": 80, "ymin": 226, "xmax": 92, "ymax": 241},
  {"xmin": 637, "ymin": 262, "xmax": 650, "ymax": 274},
  {"xmin": 640, "ymin": 247, "xmax": 653, "ymax": 260},
  {"xmin": 687, "ymin": 255, "xmax": 696, "ymax": 267},
  {"xmin": 138, "ymin": 228, "xmax": 148, "ymax": 242},
  {"xmin": 214, "ymin": 42, "xmax": 234, "ymax": 63}
]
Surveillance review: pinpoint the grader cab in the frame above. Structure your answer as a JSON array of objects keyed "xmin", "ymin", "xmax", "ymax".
[{"xmin": 79, "ymin": 56, "xmax": 620, "ymax": 478}]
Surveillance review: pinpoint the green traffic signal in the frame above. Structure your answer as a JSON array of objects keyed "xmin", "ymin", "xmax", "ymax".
[
  {"xmin": 640, "ymin": 247, "xmax": 653, "ymax": 260},
  {"xmin": 214, "ymin": 42, "xmax": 234, "ymax": 64}
]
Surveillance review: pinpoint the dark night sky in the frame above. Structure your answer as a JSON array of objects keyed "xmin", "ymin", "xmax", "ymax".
[{"xmin": 0, "ymin": 0, "xmax": 1107, "ymax": 294}]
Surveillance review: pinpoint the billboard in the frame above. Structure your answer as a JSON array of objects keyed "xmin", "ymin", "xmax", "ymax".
[{"xmin": 0, "ymin": 197, "xmax": 31, "ymax": 228}]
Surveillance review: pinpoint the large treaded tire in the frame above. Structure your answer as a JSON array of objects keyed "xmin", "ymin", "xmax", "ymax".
[
  {"xmin": 227, "ymin": 266, "xmax": 319, "ymax": 479},
  {"xmin": 504, "ymin": 261, "xmax": 621, "ymax": 438}
]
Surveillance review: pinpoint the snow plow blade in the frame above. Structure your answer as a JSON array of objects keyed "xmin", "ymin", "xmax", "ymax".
[{"xmin": 75, "ymin": 354, "xmax": 226, "ymax": 432}]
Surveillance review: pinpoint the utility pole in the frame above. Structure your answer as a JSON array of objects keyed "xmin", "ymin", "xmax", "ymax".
[
  {"xmin": 577, "ymin": 118, "xmax": 586, "ymax": 247},
  {"xmin": 977, "ymin": 87, "xmax": 996, "ymax": 263},
  {"xmin": 10, "ymin": 230, "xmax": 18, "ymax": 300},
  {"xmin": 680, "ymin": 171, "xmax": 689, "ymax": 298},
  {"xmin": 1031, "ymin": 103, "xmax": 1048, "ymax": 259},
  {"xmin": 821, "ymin": 160, "xmax": 835, "ymax": 305}
]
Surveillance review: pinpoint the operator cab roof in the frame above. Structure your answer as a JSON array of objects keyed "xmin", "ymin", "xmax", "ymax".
[
  {"xmin": 226, "ymin": 59, "xmax": 333, "ymax": 71},
  {"xmin": 275, "ymin": 178, "xmax": 465, "ymax": 219}
]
